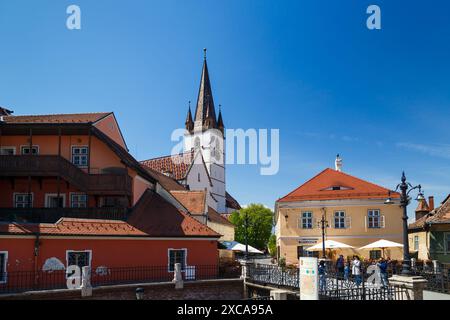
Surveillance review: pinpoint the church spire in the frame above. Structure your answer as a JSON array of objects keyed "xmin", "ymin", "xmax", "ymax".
[
  {"xmin": 194, "ymin": 48, "xmax": 217, "ymax": 131},
  {"xmin": 185, "ymin": 101, "xmax": 194, "ymax": 132}
]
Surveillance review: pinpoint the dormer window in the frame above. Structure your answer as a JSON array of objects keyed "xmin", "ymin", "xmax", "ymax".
[{"xmin": 322, "ymin": 185, "xmax": 353, "ymax": 191}]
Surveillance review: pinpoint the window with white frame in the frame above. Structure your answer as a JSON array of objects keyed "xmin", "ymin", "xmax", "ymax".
[
  {"xmin": 300, "ymin": 212, "xmax": 313, "ymax": 229},
  {"xmin": 0, "ymin": 147, "xmax": 16, "ymax": 155},
  {"xmin": 21, "ymin": 146, "xmax": 39, "ymax": 155},
  {"xmin": 334, "ymin": 211, "xmax": 346, "ymax": 229},
  {"xmin": 67, "ymin": 250, "xmax": 91, "ymax": 270},
  {"xmin": 71, "ymin": 194, "xmax": 88, "ymax": 208},
  {"xmin": 14, "ymin": 193, "xmax": 33, "ymax": 208},
  {"xmin": 71, "ymin": 146, "xmax": 89, "ymax": 167},
  {"xmin": 0, "ymin": 252, "xmax": 7, "ymax": 284},
  {"xmin": 368, "ymin": 209, "xmax": 381, "ymax": 228},
  {"xmin": 168, "ymin": 249, "xmax": 186, "ymax": 272},
  {"xmin": 414, "ymin": 235, "xmax": 420, "ymax": 251}
]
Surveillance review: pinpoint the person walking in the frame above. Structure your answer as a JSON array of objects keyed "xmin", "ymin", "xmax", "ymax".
[
  {"xmin": 352, "ymin": 255, "xmax": 362, "ymax": 286},
  {"xmin": 318, "ymin": 260, "xmax": 327, "ymax": 292},
  {"xmin": 344, "ymin": 261, "xmax": 350, "ymax": 281},
  {"xmin": 336, "ymin": 255, "xmax": 345, "ymax": 279},
  {"xmin": 377, "ymin": 257, "xmax": 389, "ymax": 288}
]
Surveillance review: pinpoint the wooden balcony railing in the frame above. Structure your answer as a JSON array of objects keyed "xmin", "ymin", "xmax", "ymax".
[
  {"xmin": 0, "ymin": 207, "xmax": 130, "ymax": 223},
  {"xmin": 0, "ymin": 155, "xmax": 132, "ymax": 195}
]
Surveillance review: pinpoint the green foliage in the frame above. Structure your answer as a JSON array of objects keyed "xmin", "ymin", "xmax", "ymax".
[
  {"xmin": 268, "ymin": 234, "xmax": 277, "ymax": 258},
  {"xmin": 230, "ymin": 204, "xmax": 274, "ymax": 251}
]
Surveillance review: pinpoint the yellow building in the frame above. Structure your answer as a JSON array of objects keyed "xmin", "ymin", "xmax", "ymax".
[{"xmin": 275, "ymin": 157, "xmax": 403, "ymax": 265}]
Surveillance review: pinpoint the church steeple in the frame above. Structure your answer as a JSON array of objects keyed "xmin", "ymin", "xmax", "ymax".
[
  {"xmin": 194, "ymin": 49, "xmax": 218, "ymax": 131},
  {"xmin": 185, "ymin": 101, "xmax": 194, "ymax": 132}
]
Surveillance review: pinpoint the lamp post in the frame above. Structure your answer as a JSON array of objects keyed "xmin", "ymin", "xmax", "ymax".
[
  {"xmin": 385, "ymin": 172, "xmax": 424, "ymax": 276},
  {"xmin": 318, "ymin": 208, "xmax": 329, "ymax": 259}
]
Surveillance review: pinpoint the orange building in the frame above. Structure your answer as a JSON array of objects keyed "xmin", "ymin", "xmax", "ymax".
[{"xmin": 0, "ymin": 109, "xmax": 220, "ymax": 289}]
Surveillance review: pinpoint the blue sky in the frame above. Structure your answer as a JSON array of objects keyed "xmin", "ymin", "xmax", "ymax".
[{"xmin": 1, "ymin": 0, "xmax": 450, "ymax": 213}]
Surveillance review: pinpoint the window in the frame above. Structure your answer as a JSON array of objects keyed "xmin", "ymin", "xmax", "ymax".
[
  {"xmin": 71, "ymin": 194, "xmax": 87, "ymax": 208},
  {"xmin": 414, "ymin": 235, "xmax": 419, "ymax": 251},
  {"xmin": 21, "ymin": 146, "xmax": 39, "ymax": 155},
  {"xmin": 0, "ymin": 252, "xmax": 7, "ymax": 284},
  {"xmin": 369, "ymin": 250, "xmax": 382, "ymax": 260},
  {"xmin": 300, "ymin": 212, "xmax": 313, "ymax": 229},
  {"xmin": 368, "ymin": 210, "xmax": 381, "ymax": 228},
  {"xmin": 45, "ymin": 194, "xmax": 66, "ymax": 208},
  {"xmin": 334, "ymin": 211, "xmax": 346, "ymax": 229},
  {"xmin": 168, "ymin": 249, "xmax": 186, "ymax": 272},
  {"xmin": 0, "ymin": 147, "xmax": 16, "ymax": 155},
  {"xmin": 71, "ymin": 146, "xmax": 89, "ymax": 167},
  {"xmin": 14, "ymin": 193, "xmax": 33, "ymax": 208},
  {"xmin": 67, "ymin": 250, "xmax": 91, "ymax": 270}
]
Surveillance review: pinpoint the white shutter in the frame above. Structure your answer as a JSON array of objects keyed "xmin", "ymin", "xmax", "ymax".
[
  {"xmin": 364, "ymin": 216, "xmax": 367, "ymax": 231},
  {"xmin": 381, "ymin": 215, "xmax": 386, "ymax": 228},
  {"xmin": 345, "ymin": 216, "xmax": 351, "ymax": 229},
  {"xmin": 312, "ymin": 218, "xmax": 317, "ymax": 229}
]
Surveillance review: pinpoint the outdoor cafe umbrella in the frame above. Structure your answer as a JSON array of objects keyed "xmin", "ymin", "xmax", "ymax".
[
  {"xmin": 221, "ymin": 241, "xmax": 264, "ymax": 254},
  {"xmin": 305, "ymin": 240, "xmax": 354, "ymax": 252},
  {"xmin": 359, "ymin": 239, "xmax": 403, "ymax": 258}
]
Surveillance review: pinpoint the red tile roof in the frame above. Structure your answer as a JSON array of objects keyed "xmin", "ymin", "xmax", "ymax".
[
  {"xmin": 127, "ymin": 189, "xmax": 220, "ymax": 238},
  {"xmin": 2, "ymin": 112, "xmax": 111, "ymax": 124},
  {"xmin": 208, "ymin": 207, "xmax": 235, "ymax": 227},
  {"xmin": 409, "ymin": 194, "xmax": 450, "ymax": 230},
  {"xmin": 278, "ymin": 168, "xmax": 399, "ymax": 202},
  {"xmin": 171, "ymin": 190, "xmax": 207, "ymax": 214},
  {"xmin": 0, "ymin": 218, "xmax": 147, "ymax": 237},
  {"xmin": 141, "ymin": 151, "xmax": 194, "ymax": 180}
]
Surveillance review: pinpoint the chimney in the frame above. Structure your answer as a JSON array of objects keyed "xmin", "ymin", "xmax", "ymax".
[
  {"xmin": 428, "ymin": 196, "xmax": 435, "ymax": 211},
  {"xmin": 335, "ymin": 154, "xmax": 343, "ymax": 172}
]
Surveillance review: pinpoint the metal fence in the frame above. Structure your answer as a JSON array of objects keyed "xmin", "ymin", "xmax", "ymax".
[
  {"xmin": 0, "ymin": 264, "xmax": 241, "ymax": 295},
  {"xmin": 245, "ymin": 263, "xmax": 410, "ymax": 300}
]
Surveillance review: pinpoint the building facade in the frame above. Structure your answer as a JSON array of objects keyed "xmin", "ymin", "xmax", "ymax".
[
  {"xmin": 275, "ymin": 156, "xmax": 403, "ymax": 265},
  {"xmin": 0, "ymin": 109, "xmax": 221, "ymax": 286},
  {"xmin": 409, "ymin": 195, "xmax": 450, "ymax": 265}
]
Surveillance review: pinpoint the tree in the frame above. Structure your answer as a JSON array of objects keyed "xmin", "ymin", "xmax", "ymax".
[
  {"xmin": 267, "ymin": 234, "xmax": 277, "ymax": 258},
  {"xmin": 230, "ymin": 204, "xmax": 273, "ymax": 251}
]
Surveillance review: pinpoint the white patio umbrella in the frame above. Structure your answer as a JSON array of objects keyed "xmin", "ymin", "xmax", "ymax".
[
  {"xmin": 305, "ymin": 240, "xmax": 354, "ymax": 252},
  {"xmin": 221, "ymin": 241, "xmax": 263, "ymax": 254},
  {"xmin": 359, "ymin": 239, "xmax": 403, "ymax": 258}
]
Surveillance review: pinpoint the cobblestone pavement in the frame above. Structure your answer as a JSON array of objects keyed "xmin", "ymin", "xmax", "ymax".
[{"xmin": 423, "ymin": 290, "xmax": 450, "ymax": 300}]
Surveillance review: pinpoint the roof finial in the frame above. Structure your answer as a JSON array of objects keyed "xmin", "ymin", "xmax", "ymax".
[
  {"xmin": 188, "ymin": 100, "xmax": 191, "ymax": 109},
  {"xmin": 203, "ymin": 48, "xmax": 207, "ymax": 60}
]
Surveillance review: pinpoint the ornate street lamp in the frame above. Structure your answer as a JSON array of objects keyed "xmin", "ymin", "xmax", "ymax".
[
  {"xmin": 244, "ymin": 211, "xmax": 250, "ymax": 261},
  {"xmin": 317, "ymin": 208, "xmax": 329, "ymax": 259},
  {"xmin": 385, "ymin": 172, "xmax": 424, "ymax": 276}
]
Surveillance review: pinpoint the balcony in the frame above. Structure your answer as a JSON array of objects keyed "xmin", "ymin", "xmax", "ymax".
[
  {"xmin": 0, "ymin": 155, "xmax": 132, "ymax": 195},
  {"xmin": 0, "ymin": 207, "xmax": 130, "ymax": 223}
]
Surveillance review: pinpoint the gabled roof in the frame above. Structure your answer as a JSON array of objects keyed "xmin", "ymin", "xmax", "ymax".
[
  {"xmin": 409, "ymin": 194, "xmax": 450, "ymax": 230},
  {"xmin": 127, "ymin": 189, "xmax": 220, "ymax": 238},
  {"xmin": 142, "ymin": 166, "xmax": 186, "ymax": 191},
  {"xmin": 278, "ymin": 168, "xmax": 399, "ymax": 202},
  {"xmin": 2, "ymin": 112, "xmax": 112, "ymax": 124}
]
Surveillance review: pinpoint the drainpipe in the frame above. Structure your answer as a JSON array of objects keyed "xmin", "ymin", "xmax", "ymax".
[{"xmin": 33, "ymin": 232, "xmax": 40, "ymax": 287}]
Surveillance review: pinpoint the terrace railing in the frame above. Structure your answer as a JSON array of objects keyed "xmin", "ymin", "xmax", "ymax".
[{"xmin": 0, "ymin": 207, "xmax": 130, "ymax": 223}]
